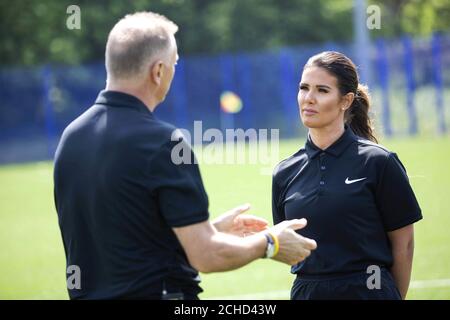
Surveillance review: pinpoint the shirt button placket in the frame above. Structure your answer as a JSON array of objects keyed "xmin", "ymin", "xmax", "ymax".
[{"xmin": 318, "ymin": 152, "xmax": 326, "ymax": 193}]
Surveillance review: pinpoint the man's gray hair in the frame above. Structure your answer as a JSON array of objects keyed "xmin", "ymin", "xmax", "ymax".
[{"xmin": 105, "ymin": 12, "xmax": 178, "ymax": 81}]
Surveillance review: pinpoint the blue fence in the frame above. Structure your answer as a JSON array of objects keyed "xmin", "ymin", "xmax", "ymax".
[{"xmin": 1, "ymin": 33, "xmax": 449, "ymax": 164}]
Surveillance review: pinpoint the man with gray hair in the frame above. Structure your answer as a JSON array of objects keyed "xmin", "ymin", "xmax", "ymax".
[{"xmin": 54, "ymin": 11, "xmax": 316, "ymax": 300}]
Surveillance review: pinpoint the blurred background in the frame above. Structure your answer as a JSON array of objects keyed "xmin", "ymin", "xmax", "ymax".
[{"xmin": 0, "ymin": 0, "xmax": 449, "ymax": 299}]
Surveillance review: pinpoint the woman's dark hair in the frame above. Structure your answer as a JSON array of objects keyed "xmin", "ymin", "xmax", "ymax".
[{"xmin": 304, "ymin": 51, "xmax": 377, "ymax": 143}]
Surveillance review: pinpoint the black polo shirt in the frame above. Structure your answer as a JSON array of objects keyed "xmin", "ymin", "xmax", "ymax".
[
  {"xmin": 272, "ymin": 126, "xmax": 422, "ymax": 276},
  {"xmin": 54, "ymin": 90, "xmax": 209, "ymax": 299}
]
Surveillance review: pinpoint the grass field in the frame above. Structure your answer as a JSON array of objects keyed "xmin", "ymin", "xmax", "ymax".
[{"xmin": 1, "ymin": 136, "xmax": 450, "ymax": 299}]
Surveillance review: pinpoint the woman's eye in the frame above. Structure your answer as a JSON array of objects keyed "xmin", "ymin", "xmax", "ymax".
[
  {"xmin": 319, "ymin": 89, "xmax": 328, "ymax": 93},
  {"xmin": 299, "ymin": 85, "xmax": 308, "ymax": 91}
]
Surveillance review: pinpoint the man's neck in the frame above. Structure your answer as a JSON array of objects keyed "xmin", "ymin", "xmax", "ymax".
[
  {"xmin": 309, "ymin": 124, "xmax": 345, "ymax": 150},
  {"xmin": 106, "ymin": 81, "xmax": 158, "ymax": 112}
]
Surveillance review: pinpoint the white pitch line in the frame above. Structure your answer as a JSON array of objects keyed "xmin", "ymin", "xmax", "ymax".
[
  {"xmin": 409, "ymin": 279, "xmax": 450, "ymax": 289},
  {"xmin": 210, "ymin": 278, "xmax": 450, "ymax": 300},
  {"xmin": 210, "ymin": 290, "xmax": 289, "ymax": 300}
]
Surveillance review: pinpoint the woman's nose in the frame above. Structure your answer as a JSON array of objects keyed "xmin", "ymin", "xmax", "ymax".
[{"xmin": 301, "ymin": 90, "xmax": 315, "ymax": 104}]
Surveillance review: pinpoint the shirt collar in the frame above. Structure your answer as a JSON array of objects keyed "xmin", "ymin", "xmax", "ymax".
[
  {"xmin": 305, "ymin": 125, "xmax": 358, "ymax": 159},
  {"xmin": 94, "ymin": 90, "xmax": 153, "ymax": 117}
]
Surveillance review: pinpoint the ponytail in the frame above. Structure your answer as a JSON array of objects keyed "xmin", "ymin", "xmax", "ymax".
[{"xmin": 345, "ymin": 84, "xmax": 377, "ymax": 143}]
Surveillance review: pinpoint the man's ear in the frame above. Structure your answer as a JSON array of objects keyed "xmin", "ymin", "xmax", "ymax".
[{"xmin": 150, "ymin": 61, "xmax": 164, "ymax": 86}]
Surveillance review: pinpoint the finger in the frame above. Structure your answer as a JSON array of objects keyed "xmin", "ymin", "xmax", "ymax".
[
  {"xmin": 235, "ymin": 203, "xmax": 251, "ymax": 214},
  {"xmin": 237, "ymin": 219, "xmax": 268, "ymax": 233},
  {"xmin": 293, "ymin": 249, "xmax": 311, "ymax": 265},
  {"xmin": 300, "ymin": 248, "xmax": 311, "ymax": 258},
  {"xmin": 239, "ymin": 214, "xmax": 268, "ymax": 226},
  {"xmin": 302, "ymin": 238, "xmax": 317, "ymax": 250},
  {"xmin": 295, "ymin": 235, "xmax": 317, "ymax": 250},
  {"xmin": 284, "ymin": 218, "xmax": 307, "ymax": 231},
  {"xmin": 241, "ymin": 224, "xmax": 268, "ymax": 233},
  {"xmin": 228, "ymin": 203, "xmax": 251, "ymax": 218}
]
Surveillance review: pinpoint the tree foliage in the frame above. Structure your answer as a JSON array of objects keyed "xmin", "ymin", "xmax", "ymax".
[{"xmin": 0, "ymin": 0, "xmax": 448, "ymax": 66}]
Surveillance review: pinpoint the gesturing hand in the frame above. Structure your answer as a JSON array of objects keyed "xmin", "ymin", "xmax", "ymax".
[
  {"xmin": 267, "ymin": 219, "xmax": 318, "ymax": 266},
  {"xmin": 212, "ymin": 203, "xmax": 268, "ymax": 237}
]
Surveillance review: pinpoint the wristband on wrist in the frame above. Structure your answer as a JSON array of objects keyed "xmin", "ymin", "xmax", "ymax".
[
  {"xmin": 269, "ymin": 232, "xmax": 279, "ymax": 257},
  {"xmin": 264, "ymin": 232, "xmax": 279, "ymax": 258}
]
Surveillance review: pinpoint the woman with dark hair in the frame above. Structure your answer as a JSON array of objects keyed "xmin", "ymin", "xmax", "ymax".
[{"xmin": 272, "ymin": 51, "xmax": 422, "ymax": 300}]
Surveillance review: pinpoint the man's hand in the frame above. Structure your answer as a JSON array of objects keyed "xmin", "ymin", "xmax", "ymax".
[
  {"xmin": 212, "ymin": 203, "xmax": 268, "ymax": 237},
  {"xmin": 266, "ymin": 219, "xmax": 317, "ymax": 266}
]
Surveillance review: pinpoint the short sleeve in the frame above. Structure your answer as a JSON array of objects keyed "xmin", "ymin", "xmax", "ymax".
[
  {"xmin": 147, "ymin": 137, "xmax": 209, "ymax": 228},
  {"xmin": 272, "ymin": 168, "xmax": 286, "ymax": 225},
  {"xmin": 376, "ymin": 152, "xmax": 422, "ymax": 232}
]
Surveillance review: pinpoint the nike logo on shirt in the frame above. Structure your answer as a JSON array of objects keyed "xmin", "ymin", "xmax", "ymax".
[{"xmin": 345, "ymin": 177, "xmax": 367, "ymax": 184}]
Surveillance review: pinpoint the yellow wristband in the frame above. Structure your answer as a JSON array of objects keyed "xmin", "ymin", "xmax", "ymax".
[{"xmin": 268, "ymin": 232, "xmax": 279, "ymax": 258}]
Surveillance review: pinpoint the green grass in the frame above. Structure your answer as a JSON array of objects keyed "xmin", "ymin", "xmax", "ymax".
[{"xmin": 1, "ymin": 136, "xmax": 450, "ymax": 299}]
